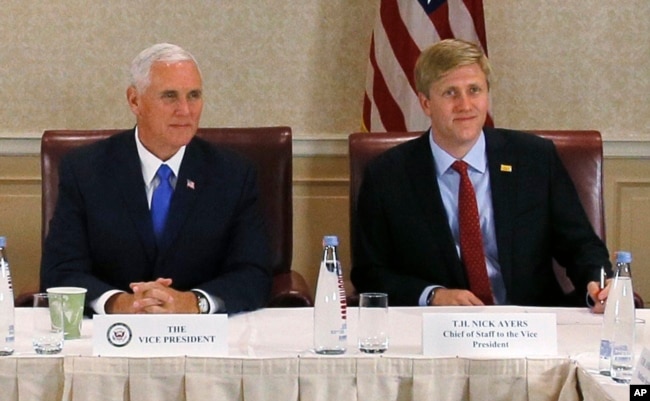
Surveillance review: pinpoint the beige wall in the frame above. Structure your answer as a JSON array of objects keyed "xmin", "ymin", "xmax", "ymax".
[
  {"xmin": 485, "ymin": 1, "xmax": 649, "ymax": 139},
  {"xmin": 0, "ymin": 157, "xmax": 41, "ymax": 299},
  {"xmin": 0, "ymin": 1, "xmax": 377, "ymax": 136},
  {"xmin": 1, "ymin": 1, "xmax": 649, "ymax": 304},
  {"xmin": 1, "ymin": 1, "xmax": 647, "ymax": 140},
  {"xmin": 604, "ymin": 159, "xmax": 650, "ymax": 302}
]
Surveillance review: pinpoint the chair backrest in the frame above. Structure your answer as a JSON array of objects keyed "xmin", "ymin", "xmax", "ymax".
[
  {"xmin": 530, "ymin": 130, "xmax": 604, "ymax": 240},
  {"xmin": 41, "ymin": 127, "xmax": 293, "ymax": 276},
  {"xmin": 349, "ymin": 130, "xmax": 604, "ymax": 239},
  {"xmin": 349, "ymin": 130, "xmax": 605, "ymax": 295}
]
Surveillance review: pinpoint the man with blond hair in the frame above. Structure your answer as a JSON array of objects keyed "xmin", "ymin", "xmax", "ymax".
[{"xmin": 352, "ymin": 39, "xmax": 610, "ymax": 311}]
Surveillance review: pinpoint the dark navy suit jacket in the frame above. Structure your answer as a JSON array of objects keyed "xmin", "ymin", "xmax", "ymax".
[
  {"xmin": 41, "ymin": 129, "xmax": 272, "ymax": 313},
  {"xmin": 351, "ymin": 128, "xmax": 609, "ymax": 306}
]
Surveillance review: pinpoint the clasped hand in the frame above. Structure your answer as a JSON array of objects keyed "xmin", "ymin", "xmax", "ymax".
[{"xmin": 106, "ymin": 278, "xmax": 199, "ymax": 314}]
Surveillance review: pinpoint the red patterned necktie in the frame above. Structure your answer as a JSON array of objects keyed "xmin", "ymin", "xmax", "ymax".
[{"xmin": 451, "ymin": 160, "xmax": 494, "ymax": 305}]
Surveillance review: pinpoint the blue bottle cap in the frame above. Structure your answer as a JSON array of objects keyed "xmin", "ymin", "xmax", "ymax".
[
  {"xmin": 323, "ymin": 235, "xmax": 339, "ymax": 247},
  {"xmin": 616, "ymin": 251, "xmax": 632, "ymax": 263},
  {"xmin": 0, "ymin": 237, "xmax": 5, "ymax": 247}
]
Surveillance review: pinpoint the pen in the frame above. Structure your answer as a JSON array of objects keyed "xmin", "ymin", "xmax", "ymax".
[{"xmin": 599, "ymin": 266, "xmax": 606, "ymax": 305}]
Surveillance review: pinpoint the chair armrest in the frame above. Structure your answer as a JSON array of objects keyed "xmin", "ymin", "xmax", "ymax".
[
  {"xmin": 634, "ymin": 292, "xmax": 645, "ymax": 309},
  {"xmin": 15, "ymin": 291, "xmax": 37, "ymax": 307},
  {"xmin": 268, "ymin": 271, "xmax": 313, "ymax": 307}
]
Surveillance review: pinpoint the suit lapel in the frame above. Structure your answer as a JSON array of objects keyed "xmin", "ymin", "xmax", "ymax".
[
  {"xmin": 108, "ymin": 131, "xmax": 158, "ymax": 265},
  {"xmin": 484, "ymin": 128, "xmax": 516, "ymax": 291},
  {"xmin": 405, "ymin": 134, "xmax": 467, "ymax": 286}
]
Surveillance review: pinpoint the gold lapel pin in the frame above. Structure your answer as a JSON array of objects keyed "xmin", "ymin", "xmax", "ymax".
[{"xmin": 500, "ymin": 164, "xmax": 512, "ymax": 172}]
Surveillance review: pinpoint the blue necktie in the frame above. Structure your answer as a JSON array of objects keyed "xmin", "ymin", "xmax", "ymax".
[{"xmin": 151, "ymin": 164, "xmax": 174, "ymax": 243}]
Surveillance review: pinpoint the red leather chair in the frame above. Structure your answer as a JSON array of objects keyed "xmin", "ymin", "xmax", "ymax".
[
  {"xmin": 348, "ymin": 130, "xmax": 643, "ymax": 307},
  {"xmin": 17, "ymin": 127, "xmax": 313, "ymax": 308}
]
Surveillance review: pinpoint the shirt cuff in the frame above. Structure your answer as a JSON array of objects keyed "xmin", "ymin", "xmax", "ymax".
[
  {"xmin": 419, "ymin": 285, "xmax": 435, "ymax": 306},
  {"xmin": 586, "ymin": 292, "xmax": 596, "ymax": 308},
  {"xmin": 91, "ymin": 289, "xmax": 125, "ymax": 314},
  {"xmin": 192, "ymin": 289, "xmax": 225, "ymax": 313},
  {"xmin": 419, "ymin": 285, "xmax": 446, "ymax": 306}
]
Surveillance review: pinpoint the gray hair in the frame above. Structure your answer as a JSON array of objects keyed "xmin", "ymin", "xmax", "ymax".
[{"xmin": 129, "ymin": 43, "xmax": 202, "ymax": 92}]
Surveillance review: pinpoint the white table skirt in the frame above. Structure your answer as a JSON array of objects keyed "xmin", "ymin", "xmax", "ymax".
[{"xmin": 2, "ymin": 306, "xmax": 644, "ymax": 401}]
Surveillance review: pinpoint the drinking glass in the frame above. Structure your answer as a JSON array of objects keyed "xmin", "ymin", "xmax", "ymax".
[
  {"xmin": 32, "ymin": 293, "xmax": 64, "ymax": 354},
  {"xmin": 358, "ymin": 292, "xmax": 389, "ymax": 353}
]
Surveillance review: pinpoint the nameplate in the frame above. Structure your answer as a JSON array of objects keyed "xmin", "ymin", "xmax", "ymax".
[
  {"xmin": 422, "ymin": 313, "xmax": 557, "ymax": 357},
  {"xmin": 93, "ymin": 314, "xmax": 228, "ymax": 356},
  {"xmin": 632, "ymin": 347, "xmax": 650, "ymax": 384}
]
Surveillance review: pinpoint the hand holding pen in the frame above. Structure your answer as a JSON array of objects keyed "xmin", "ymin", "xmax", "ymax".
[
  {"xmin": 599, "ymin": 266, "xmax": 607, "ymax": 305},
  {"xmin": 587, "ymin": 266, "xmax": 609, "ymax": 313}
]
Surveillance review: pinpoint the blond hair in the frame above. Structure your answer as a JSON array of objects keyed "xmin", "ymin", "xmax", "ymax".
[{"xmin": 414, "ymin": 39, "xmax": 491, "ymax": 97}]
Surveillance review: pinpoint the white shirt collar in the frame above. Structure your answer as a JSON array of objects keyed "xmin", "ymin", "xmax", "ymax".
[
  {"xmin": 429, "ymin": 129, "xmax": 487, "ymax": 177},
  {"xmin": 135, "ymin": 126, "xmax": 186, "ymax": 185}
]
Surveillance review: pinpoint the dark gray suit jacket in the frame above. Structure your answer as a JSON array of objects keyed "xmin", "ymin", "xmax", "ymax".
[
  {"xmin": 351, "ymin": 128, "xmax": 609, "ymax": 306},
  {"xmin": 41, "ymin": 129, "xmax": 272, "ymax": 313}
]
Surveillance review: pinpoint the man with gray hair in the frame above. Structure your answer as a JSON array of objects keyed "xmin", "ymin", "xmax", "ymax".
[{"xmin": 41, "ymin": 43, "xmax": 272, "ymax": 314}]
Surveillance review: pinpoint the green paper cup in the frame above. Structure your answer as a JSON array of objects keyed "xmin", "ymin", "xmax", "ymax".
[{"xmin": 46, "ymin": 287, "xmax": 87, "ymax": 340}]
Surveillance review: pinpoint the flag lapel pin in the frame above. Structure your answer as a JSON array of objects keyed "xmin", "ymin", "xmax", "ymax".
[{"xmin": 186, "ymin": 179, "xmax": 195, "ymax": 190}]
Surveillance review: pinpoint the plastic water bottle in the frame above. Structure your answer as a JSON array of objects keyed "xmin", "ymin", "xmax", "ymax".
[
  {"xmin": 0, "ymin": 236, "xmax": 15, "ymax": 356},
  {"xmin": 313, "ymin": 235, "xmax": 347, "ymax": 354},
  {"xmin": 598, "ymin": 266, "xmax": 614, "ymax": 376},
  {"xmin": 607, "ymin": 251, "xmax": 635, "ymax": 383}
]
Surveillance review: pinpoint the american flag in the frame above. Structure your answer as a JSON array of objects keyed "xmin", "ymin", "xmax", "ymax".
[{"xmin": 362, "ymin": 0, "xmax": 490, "ymax": 132}]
